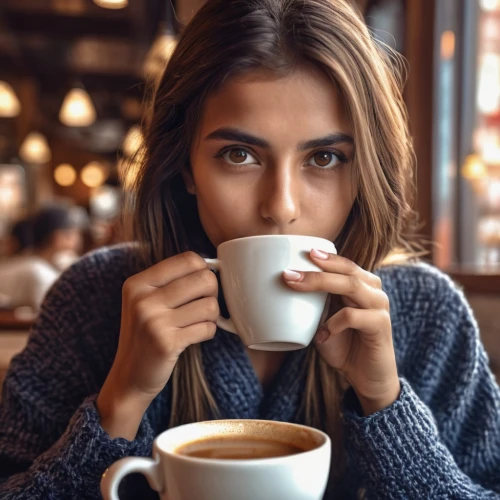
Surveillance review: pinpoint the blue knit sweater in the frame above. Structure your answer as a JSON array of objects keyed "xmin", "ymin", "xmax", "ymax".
[{"xmin": 0, "ymin": 245, "xmax": 499, "ymax": 499}]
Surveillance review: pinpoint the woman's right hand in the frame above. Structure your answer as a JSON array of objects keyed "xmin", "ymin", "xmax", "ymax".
[{"xmin": 96, "ymin": 251, "xmax": 219, "ymax": 440}]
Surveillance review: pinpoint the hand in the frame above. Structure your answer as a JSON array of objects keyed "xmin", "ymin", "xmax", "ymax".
[
  {"xmin": 97, "ymin": 251, "xmax": 219, "ymax": 438},
  {"xmin": 283, "ymin": 249, "xmax": 400, "ymax": 416}
]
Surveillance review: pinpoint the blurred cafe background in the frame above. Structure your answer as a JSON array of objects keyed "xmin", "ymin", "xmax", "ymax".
[{"xmin": 0, "ymin": 0, "xmax": 499, "ymax": 388}]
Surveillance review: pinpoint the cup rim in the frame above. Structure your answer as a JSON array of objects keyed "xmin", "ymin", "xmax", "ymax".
[
  {"xmin": 155, "ymin": 419, "xmax": 331, "ymax": 467},
  {"xmin": 217, "ymin": 234, "xmax": 336, "ymax": 252}
]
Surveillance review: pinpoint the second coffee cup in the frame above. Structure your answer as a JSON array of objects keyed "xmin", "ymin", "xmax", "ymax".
[
  {"xmin": 204, "ymin": 234, "xmax": 336, "ymax": 351},
  {"xmin": 100, "ymin": 419, "xmax": 331, "ymax": 500}
]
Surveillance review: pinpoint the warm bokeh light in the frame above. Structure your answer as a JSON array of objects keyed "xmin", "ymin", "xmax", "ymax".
[
  {"xmin": 19, "ymin": 132, "xmax": 51, "ymax": 164},
  {"xmin": 480, "ymin": 133, "xmax": 500, "ymax": 164},
  {"xmin": 461, "ymin": 154, "xmax": 490, "ymax": 195},
  {"xmin": 90, "ymin": 185, "xmax": 120, "ymax": 218},
  {"xmin": 478, "ymin": 216, "xmax": 500, "ymax": 246},
  {"xmin": 54, "ymin": 163, "xmax": 77, "ymax": 187},
  {"xmin": 462, "ymin": 154, "xmax": 488, "ymax": 180},
  {"xmin": 81, "ymin": 161, "xmax": 108, "ymax": 188},
  {"xmin": 487, "ymin": 180, "xmax": 500, "ymax": 209},
  {"xmin": 123, "ymin": 125, "xmax": 144, "ymax": 157},
  {"xmin": 93, "ymin": 0, "xmax": 128, "ymax": 9},
  {"xmin": 440, "ymin": 31, "xmax": 455, "ymax": 60},
  {"xmin": 59, "ymin": 88, "xmax": 97, "ymax": 127},
  {"xmin": 477, "ymin": 53, "xmax": 500, "ymax": 115},
  {"xmin": 0, "ymin": 81, "xmax": 21, "ymax": 117},
  {"xmin": 480, "ymin": 0, "xmax": 500, "ymax": 12},
  {"xmin": 473, "ymin": 128, "xmax": 489, "ymax": 151},
  {"xmin": 0, "ymin": 167, "xmax": 24, "ymax": 214}
]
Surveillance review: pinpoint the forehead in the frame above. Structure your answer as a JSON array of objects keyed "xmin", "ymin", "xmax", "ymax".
[{"xmin": 196, "ymin": 65, "xmax": 352, "ymax": 141}]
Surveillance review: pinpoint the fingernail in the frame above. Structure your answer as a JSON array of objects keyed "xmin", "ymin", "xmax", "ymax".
[
  {"xmin": 314, "ymin": 328, "xmax": 329, "ymax": 344},
  {"xmin": 283, "ymin": 269, "xmax": 303, "ymax": 282},
  {"xmin": 311, "ymin": 248, "xmax": 329, "ymax": 260}
]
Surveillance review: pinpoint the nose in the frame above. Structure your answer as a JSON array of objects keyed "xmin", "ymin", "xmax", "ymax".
[{"xmin": 259, "ymin": 163, "xmax": 301, "ymax": 227}]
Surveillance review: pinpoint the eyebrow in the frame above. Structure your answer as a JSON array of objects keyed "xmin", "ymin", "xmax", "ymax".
[{"xmin": 204, "ymin": 127, "xmax": 354, "ymax": 151}]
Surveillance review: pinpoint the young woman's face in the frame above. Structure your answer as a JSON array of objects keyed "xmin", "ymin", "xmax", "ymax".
[{"xmin": 188, "ymin": 66, "xmax": 357, "ymax": 248}]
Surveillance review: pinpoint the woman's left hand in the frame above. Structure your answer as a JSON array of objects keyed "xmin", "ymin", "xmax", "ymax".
[{"xmin": 283, "ymin": 248, "xmax": 400, "ymax": 416}]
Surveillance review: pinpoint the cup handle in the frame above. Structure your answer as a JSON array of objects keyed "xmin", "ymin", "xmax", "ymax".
[
  {"xmin": 100, "ymin": 456, "xmax": 164, "ymax": 500},
  {"xmin": 204, "ymin": 258, "xmax": 237, "ymax": 335}
]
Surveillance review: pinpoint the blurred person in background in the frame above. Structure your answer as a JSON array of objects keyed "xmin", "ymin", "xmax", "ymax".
[
  {"xmin": 4, "ymin": 217, "xmax": 33, "ymax": 257},
  {"xmin": 31, "ymin": 204, "xmax": 88, "ymax": 271},
  {"xmin": 0, "ymin": 204, "xmax": 87, "ymax": 312}
]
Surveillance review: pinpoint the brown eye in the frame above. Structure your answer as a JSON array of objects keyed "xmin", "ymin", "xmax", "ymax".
[
  {"xmin": 229, "ymin": 149, "xmax": 248, "ymax": 163},
  {"xmin": 314, "ymin": 152, "xmax": 333, "ymax": 167},
  {"xmin": 309, "ymin": 151, "xmax": 341, "ymax": 169},
  {"xmin": 220, "ymin": 148, "xmax": 258, "ymax": 166}
]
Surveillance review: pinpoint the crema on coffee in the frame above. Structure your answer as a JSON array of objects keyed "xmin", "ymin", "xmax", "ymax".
[{"xmin": 176, "ymin": 436, "xmax": 308, "ymax": 460}]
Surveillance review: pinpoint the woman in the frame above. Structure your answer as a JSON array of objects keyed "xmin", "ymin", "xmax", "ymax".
[{"xmin": 1, "ymin": 0, "xmax": 499, "ymax": 498}]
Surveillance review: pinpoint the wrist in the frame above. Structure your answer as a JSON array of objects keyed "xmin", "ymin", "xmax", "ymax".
[
  {"xmin": 97, "ymin": 380, "xmax": 151, "ymax": 440},
  {"xmin": 355, "ymin": 380, "xmax": 401, "ymax": 416}
]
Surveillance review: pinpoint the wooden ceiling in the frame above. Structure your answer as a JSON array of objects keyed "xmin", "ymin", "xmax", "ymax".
[
  {"xmin": 0, "ymin": 0, "xmax": 161, "ymax": 78},
  {"xmin": 0, "ymin": 0, "xmax": 169, "ymax": 160}
]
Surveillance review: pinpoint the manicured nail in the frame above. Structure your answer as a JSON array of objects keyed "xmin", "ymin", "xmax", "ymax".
[
  {"xmin": 314, "ymin": 328, "xmax": 329, "ymax": 344},
  {"xmin": 311, "ymin": 248, "xmax": 329, "ymax": 260},
  {"xmin": 283, "ymin": 269, "xmax": 303, "ymax": 282}
]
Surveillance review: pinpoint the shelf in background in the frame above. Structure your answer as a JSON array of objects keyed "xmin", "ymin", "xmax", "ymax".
[
  {"xmin": 447, "ymin": 266, "xmax": 500, "ymax": 294},
  {"xmin": 0, "ymin": 309, "xmax": 34, "ymax": 331}
]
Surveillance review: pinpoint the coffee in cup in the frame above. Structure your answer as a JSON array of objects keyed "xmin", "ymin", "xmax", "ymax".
[{"xmin": 176, "ymin": 435, "xmax": 307, "ymax": 459}]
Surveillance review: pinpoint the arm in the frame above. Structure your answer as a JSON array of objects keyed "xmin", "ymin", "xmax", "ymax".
[
  {"xmin": 0, "ymin": 256, "xmax": 154, "ymax": 500},
  {"xmin": 0, "ymin": 246, "xmax": 220, "ymax": 499},
  {"xmin": 342, "ymin": 269, "xmax": 500, "ymax": 499},
  {"xmin": 0, "ymin": 394, "xmax": 154, "ymax": 499}
]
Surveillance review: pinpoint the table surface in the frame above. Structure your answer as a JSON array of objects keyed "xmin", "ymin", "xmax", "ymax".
[{"xmin": 0, "ymin": 309, "xmax": 34, "ymax": 330}]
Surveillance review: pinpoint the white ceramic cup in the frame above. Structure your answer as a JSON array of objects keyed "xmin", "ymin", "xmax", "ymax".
[
  {"xmin": 204, "ymin": 234, "xmax": 336, "ymax": 351},
  {"xmin": 100, "ymin": 419, "xmax": 331, "ymax": 500}
]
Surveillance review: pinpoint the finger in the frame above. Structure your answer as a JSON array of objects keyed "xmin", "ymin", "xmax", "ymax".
[
  {"xmin": 315, "ymin": 307, "xmax": 392, "ymax": 344},
  {"xmin": 309, "ymin": 250, "xmax": 382, "ymax": 289},
  {"xmin": 283, "ymin": 270, "xmax": 388, "ymax": 310},
  {"xmin": 173, "ymin": 321, "xmax": 217, "ymax": 350},
  {"xmin": 150, "ymin": 268, "xmax": 218, "ymax": 309},
  {"xmin": 129, "ymin": 251, "xmax": 209, "ymax": 290},
  {"xmin": 170, "ymin": 297, "xmax": 220, "ymax": 328}
]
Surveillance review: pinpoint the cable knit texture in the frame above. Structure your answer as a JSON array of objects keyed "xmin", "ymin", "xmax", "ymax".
[{"xmin": 0, "ymin": 244, "xmax": 499, "ymax": 499}]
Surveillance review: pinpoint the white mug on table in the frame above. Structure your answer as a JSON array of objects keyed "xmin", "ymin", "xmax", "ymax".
[{"xmin": 100, "ymin": 419, "xmax": 331, "ymax": 500}]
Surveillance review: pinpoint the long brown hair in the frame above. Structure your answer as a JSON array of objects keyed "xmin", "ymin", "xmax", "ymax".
[{"xmin": 125, "ymin": 0, "xmax": 423, "ymax": 483}]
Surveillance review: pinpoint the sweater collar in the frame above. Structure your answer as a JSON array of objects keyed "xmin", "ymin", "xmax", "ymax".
[{"xmin": 201, "ymin": 329, "xmax": 308, "ymax": 422}]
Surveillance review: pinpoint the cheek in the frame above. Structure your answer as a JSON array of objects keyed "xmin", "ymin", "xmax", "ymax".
[
  {"xmin": 305, "ymin": 172, "xmax": 356, "ymax": 234},
  {"xmin": 194, "ymin": 162, "xmax": 256, "ymax": 212},
  {"xmin": 197, "ymin": 174, "xmax": 244, "ymax": 212},
  {"xmin": 307, "ymin": 171, "xmax": 355, "ymax": 213},
  {"xmin": 194, "ymin": 173, "xmax": 258, "ymax": 238}
]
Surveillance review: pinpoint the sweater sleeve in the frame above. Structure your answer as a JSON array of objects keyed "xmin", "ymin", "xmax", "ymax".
[
  {"xmin": 342, "ymin": 268, "xmax": 500, "ymax": 499},
  {"xmin": 0, "ymin": 253, "xmax": 155, "ymax": 499}
]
